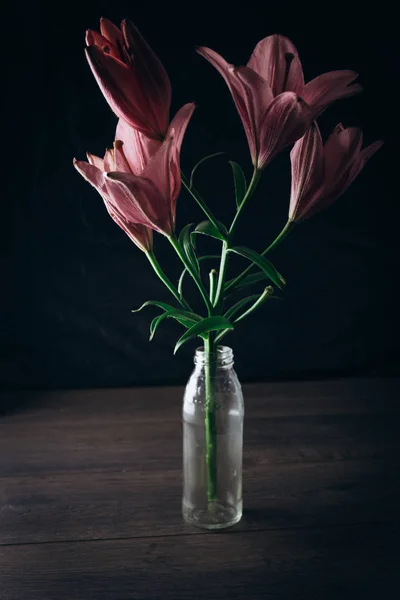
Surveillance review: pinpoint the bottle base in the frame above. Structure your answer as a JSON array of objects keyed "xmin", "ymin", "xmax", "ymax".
[{"xmin": 183, "ymin": 500, "xmax": 242, "ymax": 530}]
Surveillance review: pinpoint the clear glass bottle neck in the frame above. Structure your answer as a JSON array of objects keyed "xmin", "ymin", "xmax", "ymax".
[{"xmin": 194, "ymin": 345, "xmax": 234, "ymax": 369}]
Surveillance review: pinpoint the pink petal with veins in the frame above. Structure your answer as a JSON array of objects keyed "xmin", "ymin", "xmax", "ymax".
[
  {"xmin": 289, "ymin": 123, "xmax": 324, "ymax": 220},
  {"xmin": 121, "ymin": 19, "xmax": 171, "ymax": 135},
  {"xmin": 303, "ymin": 71, "xmax": 362, "ymax": 119},
  {"xmin": 247, "ymin": 34, "xmax": 304, "ymax": 95},
  {"xmin": 115, "ymin": 119, "xmax": 161, "ymax": 174},
  {"xmin": 85, "ymin": 46, "xmax": 158, "ymax": 138},
  {"xmin": 257, "ymin": 92, "xmax": 312, "ymax": 170},
  {"xmin": 86, "ymin": 152, "xmax": 104, "ymax": 170}
]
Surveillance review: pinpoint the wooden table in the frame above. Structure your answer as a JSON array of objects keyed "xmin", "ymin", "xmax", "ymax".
[{"xmin": 1, "ymin": 378, "xmax": 399, "ymax": 599}]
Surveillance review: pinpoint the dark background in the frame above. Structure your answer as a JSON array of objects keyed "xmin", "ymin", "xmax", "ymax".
[{"xmin": 2, "ymin": 0, "xmax": 398, "ymax": 391}]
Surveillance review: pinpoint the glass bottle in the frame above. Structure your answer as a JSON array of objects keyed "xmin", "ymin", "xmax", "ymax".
[{"xmin": 182, "ymin": 345, "xmax": 244, "ymax": 529}]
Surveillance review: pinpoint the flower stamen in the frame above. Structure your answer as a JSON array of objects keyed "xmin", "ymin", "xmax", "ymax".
[{"xmin": 282, "ymin": 53, "xmax": 294, "ymax": 91}]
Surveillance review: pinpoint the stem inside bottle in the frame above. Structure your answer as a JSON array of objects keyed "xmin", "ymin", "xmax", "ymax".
[{"xmin": 204, "ymin": 335, "xmax": 218, "ymax": 503}]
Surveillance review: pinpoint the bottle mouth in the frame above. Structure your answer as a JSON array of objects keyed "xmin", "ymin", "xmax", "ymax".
[{"xmin": 194, "ymin": 345, "xmax": 233, "ymax": 367}]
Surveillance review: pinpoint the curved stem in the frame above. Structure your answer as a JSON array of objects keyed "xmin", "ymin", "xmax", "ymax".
[
  {"xmin": 228, "ymin": 168, "xmax": 261, "ymax": 237},
  {"xmin": 213, "ymin": 240, "xmax": 229, "ymax": 310},
  {"xmin": 146, "ymin": 251, "xmax": 191, "ymax": 311},
  {"xmin": 209, "ymin": 269, "xmax": 218, "ymax": 305},
  {"xmin": 262, "ymin": 219, "xmax": 293, "ymax": 255},
  {"xmin": 181, "ymin": 172, "xmax": 221, "ymax": 232},
  {"xmin": 168, "ymin": 234, "xmax": 213, "ymax": 315},
  {"xmin": 204, "ymin": 333, "xmax": 217, "ymax": 502},
  {"xmin": 233, "ymin": 286, "xmax": 274, "ymax": 324}
]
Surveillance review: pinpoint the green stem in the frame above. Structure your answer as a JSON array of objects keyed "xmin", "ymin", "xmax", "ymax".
[
  {"xmin": 213, "ymin": 240, "xmax": 229, "ymax": 310},
  {"xmin": 181, "ymin": 172, "xmax": 221, "ymax": 232},
  {"xmin": 225, "ymin": 219, "xmax": 293, "ymax": 293},
  {"xmin": 262, "ymin": 219, "xmax": 293, "ymax": 255},
  {"xmin": 168, "ymin": 234, "xmax": 213, "ymax": 315},
  {"xmin": 228, "ymin": 168, "xmax": 261, "ymax": 237},
  {"xmin": 146, "ymin": 251, "xmax": 191, "ymax": 311},
  {"xmin": 213, "ymin": 168, "xmax": 262, "ymax": 309},
  {"xmin": 233, "ymin": 286, "xmax": 274, "ymax": 324},
  {"xmin": 209, "ymin": 269, "xmax": 218, "ymax": 305},
  {"xmin": 204, "ymin": 333, "xmax": 217, "ymax": 503}
]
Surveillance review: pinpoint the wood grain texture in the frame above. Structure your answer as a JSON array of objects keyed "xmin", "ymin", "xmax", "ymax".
[
  {"xmin": 0, "ymin": 378, "xmax": 399, "ymax": 599},
  {"xmin": 0, "ymin": 459, "xmax": 398, "ymax": 545},
  {"xmin": 1, "ymin": 523, "xmax": 398, "ymax": 599}
]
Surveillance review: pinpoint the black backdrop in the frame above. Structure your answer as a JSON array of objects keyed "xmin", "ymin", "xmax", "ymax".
[{"xmin": 3, "ymin": 0, "xmax": 398, "ymax": 390}]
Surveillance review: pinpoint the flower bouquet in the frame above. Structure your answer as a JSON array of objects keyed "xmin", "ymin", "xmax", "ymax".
[{"xmin": 74, "ymin": 18, "xmax": 382, "ymax": 529}]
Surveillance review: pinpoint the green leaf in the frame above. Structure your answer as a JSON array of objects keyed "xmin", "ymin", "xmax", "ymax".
[
  {"xmin": 238, "ymin": 272, "xmax": 271, "ymax": 288},
  {"xmin": 192, "ymin": 220, "xmax": 228, "ymax": 242},
  {"xmin": 174, "ymin": 316, "xmax": 234, "ymax": 354},
  {"xmin": 225, "ymin": 271, "xmax": 270, "ymax": 293},
  {"xmin": 229, "ymin": 161, "xmax": 247, "ymax": 207},
  {"xmin": 189, "ymin": 152, "xmax": 225, "ymax": 189},
  {"xmin": 132, "ymin": 300, "xmax": 177, "ymax": 314},
  {"xmin": 178, "ymin": 254, "xmax": 221, "ymax": 298},
  {"xmin": 223, "ymin": 294, "xmax": 260, "ymax": 321},
  {"xmin": 179, "ymin": 224, "xmax": 199, "ymax": 275},
  {"xmin": 215, "ymin": 287, "xmax": 274, "ymax": 343},
  {"xmin": 228, "ymin": 246, "xmax": 286, "ymax": 289},
  {"xmin": 149, "ymin": 309, "xmax": 202, "ymax": 341},
  {"xmin": 177, "ymin": 270, "xmax": 186, "ymax": 299}
]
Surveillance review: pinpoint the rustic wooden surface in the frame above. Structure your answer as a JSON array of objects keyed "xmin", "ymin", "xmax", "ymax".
[{"xmin": 0, "ymin": 378, "xmax": 399, "ymax": 599}]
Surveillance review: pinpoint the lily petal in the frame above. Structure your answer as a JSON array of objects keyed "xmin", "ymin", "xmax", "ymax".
[
  {"xmin": 112, "ymin": 141, "xmax": 133, "ymax": 173},
  {"xmin": 234, "ymin": 66, "xmax": 274, "ymax": 159},
  {"xmin": 103, "ymin": 197, "xmax": 153, "ymax": 252},
  {"xmin": 74, "ymin": 157, "xmax": 152, "ymax": 251},
  {"xmin": 325, "ymin": 124, "xmax": 363, "ymax": 155},
  {"xmin": 105, "ymin": 171, "xmax": 172, "ymax": 235},
  {"xmin": 247, "ymin": 34, "xmax": 304, "ymax": 95},
  {"xmin": 290, "ymin": 125, "xmax": 383, "ymax": 221},
  {"xmin": 86, "ymin": 152, "xmax": 105, "ymax": 170},
  {"xmin": 167, "ymin": 102, "xmax": 196, "ymax": 158},
  {"xmin": 85, "ymin": 46, "xmax": 160, "ymax": 139},
  {"xmin": 197, "ymin": 48, "xmax": 254, "ymax": 139},
  {"xmin": 197, "ymin": 47, "xmax": 253, "ymax": 138},
  {"xmin": 103, "ymin": 148, "xmax": 115, "ymax": 171},
  {"xmin": 303, "ymin": 70, "xmax": 362, "ymax": 119},
  {"xmin": 324, "ymin": 125, "xmax": 363, "ymax": 185},
  {"xmin": 360, "ymin": 140, "xmax": 384, "ymax": 164},
  {"xmin": 196, "ymin": 46, "xmax": 233, "ymax": 89},
  {"xmin": 73, "ymin": 158, "xmax": 107, "ymax": 196},
  {"xmin": 166, "ymin": 102, "xmax": 196, "ymax": 199},
  {"xmin": 344, "ymin": 140, "xmax": 384, "ymax": 190},
  {"xmin": 197, "ymin": 47, "xmax": 271, "ymax": 162},
  {"xmin": 257, "ymin": 92, "xmax": 312, "ymax": 170},
  {"xmin": 86, "ymin": 30, "xmax": 108, "ymax": 48},
  {"xmin": 100, "ymin": 17, "xmax": 124, "ymax": 47},
  {"xmin": 102, "ymin": 141, "xmax": 133, "ymax": 173},
  {"xmin": 289, "ymin": 123, "xmax": 324, "ymax": 220},
  {"xmin": 115, "ymin": 119, "xmax": 161, "ymax": 174},
  {"xmin": 197, "ymin": 47, "xmax": 252, "ymax": 134},
  {"xmin": 141, "ymin": 136, "xmax": 176, "ymax": 230},
  {"xmin": 121, "ymin": 19, "xmax": 171, "ymax": 135},
  {"xmin": 86, "ymin": 28, "xmax": 121, "ymax": 61}
]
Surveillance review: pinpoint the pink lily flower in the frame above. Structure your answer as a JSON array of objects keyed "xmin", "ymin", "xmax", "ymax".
[
  {"xmin": 197, "ymin": 35, "xmax": 362, "ymax": 169},
  {"xmin": 247, "ymin": 35, "xmax": 362, "ymax": 117},
  {"xmin": 74, "ymin": 143, "xmax": 154, "ymax": 252},
  {"xmin": 86, "ymin": 18, "xmax": 171, "ymax": 140},
  {"xmin": 73, "ymin": 103, "xmax": 195, "ymax": 246},
  {"xmin": 289, "ymin": 122, "xmax": 383, "ymax": 221}
]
